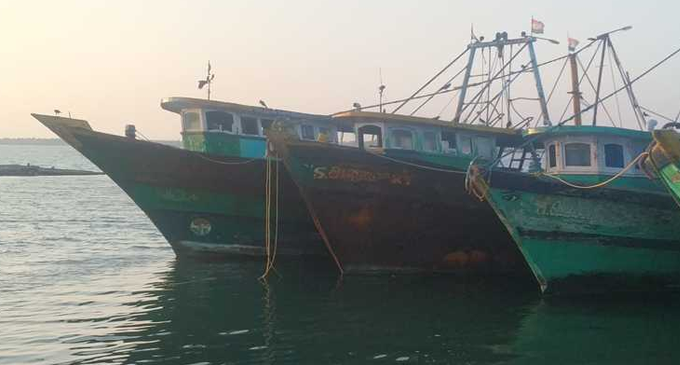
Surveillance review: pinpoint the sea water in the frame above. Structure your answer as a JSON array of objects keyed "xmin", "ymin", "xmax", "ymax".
[{"xmin": 1, "ymin": 144, "xmax": 679, "ymax": 364}]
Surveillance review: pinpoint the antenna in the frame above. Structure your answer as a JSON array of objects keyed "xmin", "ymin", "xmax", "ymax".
[
  {"xmin": 378, "ymin": 68, "xmax": 386, "ymax": 113},
  {"xmin": 198, "ymin": 61, "xmax": 215, "ymax": 100}
]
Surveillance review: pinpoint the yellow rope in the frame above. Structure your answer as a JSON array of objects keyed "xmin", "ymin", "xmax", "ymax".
[
  {"xmin": 366, "ymin": 149, "xmax": 468, "ymax": 174},
  {"xmin": 537, "ymin": 152, "xmax": 649, "ymax": 189},
  {"xmin": 195, "ymin": 152, "xmax": 258, "ymax": 165},
  {"xmin": 260, "ymin": 149, "xmax": 281, "ymax": 280}
]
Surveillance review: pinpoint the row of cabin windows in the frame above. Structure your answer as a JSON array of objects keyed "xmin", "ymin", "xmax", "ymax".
[
  {"xmin": 356, "ymin": 126, "xmax": 496, "ymax": 159},
  {"xmin": 183, "ymin": 111, "xmax": 274, "ymax": 136},
  {"xmin": 547, "ymin": 142, "xmax": 626, "ymax": 169}
]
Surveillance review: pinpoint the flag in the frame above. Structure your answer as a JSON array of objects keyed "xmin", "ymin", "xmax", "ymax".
[
  {"xmin": 568, "ymin": 37, "xmax": 580, "ymax": 52},
  {"xmin": 531, "ymin": 19, "xmax": 545, "ymax": 34},
  {"xmin": 198, "ymin": 80, "xmax": 208, "ymax": 89}
]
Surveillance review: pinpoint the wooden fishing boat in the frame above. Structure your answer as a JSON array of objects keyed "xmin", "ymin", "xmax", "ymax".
[
  {"xmin": 32, "ymin": 99, "xmax": 339, "ymax": 259},
  {"xmin": 269, "ymin": 111, "xmax": 530, "ymax": 275},
  {"xmin": 644, "ymin": 127, "xmax": 680, "ymax": 208},
  {"xmin": 468, "ymin": 126, "xmax": 680, "ymax": 293}
]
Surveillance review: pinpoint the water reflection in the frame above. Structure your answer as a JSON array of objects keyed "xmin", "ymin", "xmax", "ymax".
[{"xmin": 58, "ymin": 260, "xmax": 537, "ymax": 364}]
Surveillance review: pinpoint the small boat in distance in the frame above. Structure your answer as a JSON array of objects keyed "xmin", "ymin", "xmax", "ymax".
[
  {"xmin": 31, "ymin": 99, "xmax": 340, "ymax": 259},
  {"xmin": 644, "ymin": 127, "xmax": 680, "ymax": 208}
]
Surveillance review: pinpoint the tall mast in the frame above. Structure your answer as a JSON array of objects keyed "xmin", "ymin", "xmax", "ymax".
[
  {"xmin": 453, "ymin": 33, "xmax": 551, "ymax": 126},
  {"xmin": 592, "ymin": 36, "xmax": 608, "ymax": 125},
  {"xmin": 569, "ymin": 52, "xmax": 583, "ymax": 126}
]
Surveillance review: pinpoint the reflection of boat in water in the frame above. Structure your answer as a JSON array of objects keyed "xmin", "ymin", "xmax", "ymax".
[
  {"xmin": 71, "ymin": 259, "xmax": 536, "ymax": 364},
  {"xmin": 510, "ymin": 297, "xmax": 680, "ymax": 364},
  {"xmin": 32, "ymin": 107, "xmax": 332, "ymax": 259}
]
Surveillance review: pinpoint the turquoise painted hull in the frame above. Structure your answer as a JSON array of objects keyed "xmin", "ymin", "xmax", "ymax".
[{"xmin": 476, "ymin": 170, "xmax": 680, "ymax": 293}]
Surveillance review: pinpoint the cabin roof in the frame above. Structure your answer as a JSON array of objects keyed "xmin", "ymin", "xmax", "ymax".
[
  {"xmin": 524, "ymin": 125, "xmax": 651, "ymax": 141},
  {"xmin": 332, "ymin": 111, "xmax": 522, "ymax": 137},
  {"xmin": 160, "ymin": 97, "xmax": 329, "ymax": 120}
]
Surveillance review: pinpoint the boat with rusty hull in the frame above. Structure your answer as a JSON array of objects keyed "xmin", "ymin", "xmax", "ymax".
[
  {"xmin": 31, "ymin": 113, "xmax": 329, "ymax": 259},
  {"xmin": 644, "ymin": 127, "xmax": 680, "ymax": 208},
  {"xmin": 469, "ymin": 125, "xmax": 680, "ymax": 294},
  {"xmin": 269, "ymin": 111, "xmax": 531, "ymax": 276}
]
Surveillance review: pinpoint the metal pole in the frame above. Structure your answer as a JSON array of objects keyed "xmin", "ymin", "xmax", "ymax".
[
  {"xmin": 453, "ymin": 47, "xmax": 477, "ymax": 123},
  {"xmin": 569, "ymin": 53, "xmax": 582, "ymax": 126},
  {"xmin": 528, "ymin": 39, "xmax": 551, "ymax": 125},
  {"xmin": 592, "ymin": 36, "xmax": 608, "ymax": 125}
]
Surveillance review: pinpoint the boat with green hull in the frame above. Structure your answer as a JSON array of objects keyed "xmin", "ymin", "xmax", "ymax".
[
  {"xmin": 644, "ymin": 128, "xmax": 680, "ymax": 208},
  {"xmin": 469, "ymin": 125, "xmax": 680, "ymax": 293},
  {"xmin": 31, "ymin": 104, "xmax": 338, "ymax": 259}
]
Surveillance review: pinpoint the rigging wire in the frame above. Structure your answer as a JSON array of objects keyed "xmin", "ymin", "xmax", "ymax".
[
  {"xmin": 607, "ymin": 44, "xmax": 624, "ymax": 127},
  {"xmin": 392, "ymin": 48, "xmax": 470, "ymax": 114}
]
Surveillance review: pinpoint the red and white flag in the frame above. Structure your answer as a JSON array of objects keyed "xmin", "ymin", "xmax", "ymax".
[
  {"xmin": 568, "ymin": 37, "xmax": 580, "ymax": 52},
  {"xmin": 531, "ymin": 19, "xmax": 545, "ymax": 34}
]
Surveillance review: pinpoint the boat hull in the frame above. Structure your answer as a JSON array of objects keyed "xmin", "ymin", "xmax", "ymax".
[
  {"xmin": 471, "ymin": 168, "xmax": 680, "ymax": 293},
  {"xmin": 32, "ymin": 114, "xmax": 326, "ymax": 259},
  {"xmin": 270, "ymin": 136, "xmax": 529, "ymax": 275}
]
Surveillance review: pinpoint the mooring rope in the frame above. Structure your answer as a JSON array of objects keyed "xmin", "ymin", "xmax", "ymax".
[
  {"xmin": 195, "ymin": 152, "xmax": 258, "ymax": 165},
  {"xmin": 535, "ymin": 151, "xmax": 649, "ymax": 190},
  {"xmin": 259, "ymin": 149, "xmax": 281, "ymax": 280},
  {"xmin": 365, "ymin": 149, "xmax": 468, "ymax": 174}
]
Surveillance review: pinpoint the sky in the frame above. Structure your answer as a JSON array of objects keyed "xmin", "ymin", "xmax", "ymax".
[{"xmin": 1, "ymin": 0, "xmax": 679, "ymax": 139}]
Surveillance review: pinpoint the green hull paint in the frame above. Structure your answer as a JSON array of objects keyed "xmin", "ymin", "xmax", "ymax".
[
  {"xmin": 658, "ymin": 163, "xmax": 680, "ymax": 203},
  {"xmin": 182, "ymin": 132, "xmax": 266, "ymax": 159},
  {"xmin": 483, "ymin": 176, "xmax": 680, "ymax": 293}
]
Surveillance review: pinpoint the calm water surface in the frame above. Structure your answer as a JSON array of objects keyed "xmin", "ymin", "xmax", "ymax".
[{"xmin": 1, "ymin": 144, "xmax": 679, "ymax": 364}]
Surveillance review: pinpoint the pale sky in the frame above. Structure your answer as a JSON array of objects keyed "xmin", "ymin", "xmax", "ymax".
[{"xmin": 1, "ymin": 0, "xmax": 679, "ymax": 139}]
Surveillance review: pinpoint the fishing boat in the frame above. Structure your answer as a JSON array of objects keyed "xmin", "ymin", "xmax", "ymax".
[
  {"xmin": 268, "ymin": 111, "xmax": 529, "ymax": 274},
  {"xmin": 32, "ymin": 98, "xmax": 341, "ymax": 258},
  {"xmin": 467, "ymin": 29, "xmax": 680, "ymax": 293},
  {"xmin": 644, "ymin": 127, "xmax": 680, "ymax": 208},
  {"xmin": 266, "ymin": 32, "xmax": 564, "ymax": 275}
]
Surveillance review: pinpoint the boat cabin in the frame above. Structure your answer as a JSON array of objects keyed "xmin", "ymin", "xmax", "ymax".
[
  {"xmin": 523, "ymin": 125, "xmax": 651, "ymax": 176},
  {"xmin": 331, "ymin": 111, "xmax": 522, "ymax": 160},
  {"xmin": 161, "ymin": 97, "xmax": 337, "ymax": 157}
]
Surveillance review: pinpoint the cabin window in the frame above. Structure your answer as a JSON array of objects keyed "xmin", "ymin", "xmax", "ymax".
[
  {"xmin": 337, "ymin": 128, "xmax": 357, "ymax": 146},
  {"xmin": 475, "ymin": 137, "xmax": 494, "ymax": 159},
  {"xmin": 182, "ymin": 111, "xmax": 201, "ymax": 131},
  {"xmin": 548, "ymin": 144, "xmax": 557, "ymax": 168},
  {"xmin": 261, "ymin": 119, "xmax": 274, "ymax": 132},
  {"xmin": 564, "ymin": 143, "xmax": 591, "ymax": 167},
  {"xmin": 392, "ymin": 129, "xmax": 414, "ymax": 150},
  {"xmin": 318, "ymin": 127, "xmax": 331, "ymax": 142},
  {"xmin": 206, "ymin": 111, "xmax": 234, "ymax": 132},
  {"xmin": 301, "ymin": 125, "xmax": 315, "ymax": 140},
  {"xmin": 459, "ymin": 135, "xmax": 473, "ymax": 155},
  {"xmin": 422, "ymin": 132, "xmax": 438, "ymax": 152},
  {"xmin": 241, "ymin": 117, "xmax": 260, "ymax": 135},
  {"xmin": 441, "ymin": 131, "xmax": 457, "ymax": 153},
  {"xmin": 604, "ymin": 143, "xmax": 624, "ymax": 168},
  {"xmin": 358, "ymin": 125, "xmax": 383, "ymax": 149}
]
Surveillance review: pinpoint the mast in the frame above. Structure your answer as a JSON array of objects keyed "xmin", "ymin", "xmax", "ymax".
[
  {"xmin": 528, "ymin": 39, "xmax": 551, "ymax": 125},
  {"xmin": 592, "ymin": 36, "xmax": 608, "ymax": 125},
  {"xmin": 453, "ymin": 33, "xmax": 551, "ymax": 126},
  {"xmin": 569, "ymin": 52, "xmax": 583, "ymax": 126},
  {"xmin": 452, "ymin": 47, "xmax": 477, "ymax": 123}
]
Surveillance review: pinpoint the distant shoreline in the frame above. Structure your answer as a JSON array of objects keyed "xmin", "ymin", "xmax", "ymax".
[
  {"xmin": 0, "ymin": 138, "xmax": 65, "ymax": 145},
  {"xmin": 0, "ymin": 138, "xmax": 181, "ymax": 146}
]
